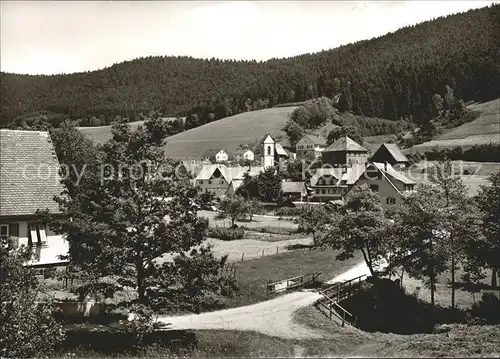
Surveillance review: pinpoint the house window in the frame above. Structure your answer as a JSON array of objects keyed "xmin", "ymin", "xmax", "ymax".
[
  {"xmin": 1, "ymin": 224, "xmax": 19, "ymax": 248},
  {"xmin": 199, "ymin": 188, "xmax": 203, "ymax": 192},
  {"xmin": 321, "ymin": 189, "xmax": 326, "ymax": 194},
  {"xmin": 386, "ymin": 197, "xmax": 396, "ymax": 205},
  {"xmin": 370, "ymin": 184, "xmax": 379, "ymax": 192},
  {"xmin": 267, "ymin": 146, "xmax": 271, "ymax": 155},
  {"xmin": 0, "ymin": 224, "xmax": 9, "ymax": 239},
  {"xmin": 220, "ymin": 180, "xmax": 224, "ymax": 184},
  {"xmin": 315, "ymin": 189, "xmax": 320, "ymax": 194},
  {"xmin": 404, "ymin": 184, "xmax": 414, "ymax": 191},
  {"xmin": 27, "ymin": 223, "xmax": 47, "ymax": 246},
  {"xmin": 208, "ymin": 180, "xmax": 212, "ymax": 184},
  {"xmin": 199, "ymin": 180, "xmax": 203, "ymax": 185}
]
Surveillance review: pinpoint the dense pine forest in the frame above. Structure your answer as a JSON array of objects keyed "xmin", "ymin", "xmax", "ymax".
[{"xmin": 1, "ymin": 4, "xmax": 499, "ymax": 130}]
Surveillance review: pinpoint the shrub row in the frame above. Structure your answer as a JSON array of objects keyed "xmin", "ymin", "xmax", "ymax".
[
  {"xmin": 274, "ymin": 207, "xmax": 303, "ymax": 217},
  {"xmin": 408, "ymin": 143, "xmax": 500, "ymax": 163},
  {"xmin": 207, "ymin": 226, "xmax": 245, "ymax": 241},
  {"xmin": 244, "ymin": 226, "xmax": 296, "ymax": 235}
]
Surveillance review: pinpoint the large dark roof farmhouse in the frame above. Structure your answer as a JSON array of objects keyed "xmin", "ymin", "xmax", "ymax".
[
  {"xmin": 0, "ymin": 130, "xmax": 65, "ymax": 217},
  {"xmin": 324, "ymin": 135, "xmax": 368, "ymax": 153}
]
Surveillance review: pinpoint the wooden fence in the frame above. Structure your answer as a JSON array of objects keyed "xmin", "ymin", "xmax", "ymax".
[
  {"xmin": 315, "ymin": 274, "xmax": 368, "ymax": 327},
  {"xmin": 316, "ymin": 294, "xmax": 355, "ymax": 327},
  {"xmin": 321, "ymin": 274, "xmax": 368, "ymax": 302},
  {"xmin": 267, "ymin": 272, "xmax": 322, "ymax": 293}
]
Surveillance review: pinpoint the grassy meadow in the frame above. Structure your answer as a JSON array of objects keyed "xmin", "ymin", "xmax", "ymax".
[
  {"xmin": 223, "ymin": 247, "xmax": 361, "ymax": 309},
  {"xmin": 411, "ymin": 99, "xmax": 500, "ymax": 152},
  {"xmin": 80, "ymin": 107, "xmax": 297, "ymax": 158}
]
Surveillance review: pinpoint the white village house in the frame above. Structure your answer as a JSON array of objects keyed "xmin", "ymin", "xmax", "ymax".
[
  {"xmin": 0, "ymin": 129, "xmax": 69, "ymax": 266},
  {"xmin": 194, "ymin": 163, "xmax": 263, "ymax": 197},
  {"xmin": 233, "ymin": 148, "xmax": 255, "ymax": 163},
  {"xmin": 296, "ymin": 134, "xmax": 327, "ymax": 160},
  {"xmin": 203, "ymin": 149, "xmax": 229, "ymax": 163}
]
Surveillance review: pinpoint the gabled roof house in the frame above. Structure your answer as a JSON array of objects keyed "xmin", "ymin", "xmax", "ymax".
[
  {"xmin": 354, "ymin": 162, "xmax": 415, "ymax": 209},
  {"xmin": 322, "ymin": 136, "xmax": 369, "ymax": 166},
  {"xmin": 371, "ymin": 143, "xmax": 409, "ymax": 168},
  {"xmin": 296, "ymin": 134, "xmax": 327, "ymax": 160},
  {"xmin": 0, "ymin": 130, "xmax": 69, "ymax": 266},
  {"xmin": 195, "ymin": 164, "xmax": 263, "ymax": 197}
]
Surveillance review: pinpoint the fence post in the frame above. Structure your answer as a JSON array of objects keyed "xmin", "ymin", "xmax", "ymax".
[
  {"xmin": 262, "ymin": 249, "xmax": 264, "ymax": 257},
  {"xmin": 276, "ymin": 246, "xmax": 278, "ymax": 254},
  {"xmin": 337, "ymin": 285, "xmax": 340, "ymax": 301},
  {"xmin": 241, "ymin": 252, "xmax": 244, "ymax": 262}
]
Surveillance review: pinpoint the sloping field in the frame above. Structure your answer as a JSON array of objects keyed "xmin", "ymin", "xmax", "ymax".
[
  {"xmin": 162, "ymin": 107, "xmax": 296, "ymax": 159},
  {"xmin": 411, "ymin": 99, "xmax": 499, "ymax": 152},
  {"xmin": 79, "ymin": 107, "xmax": 296, "ymax": 159},
  {"xmin": 79, "ymin": 121, "xmax": 144, "ymax": 144},
  {"xmin": 78, "ymin": 117, "xmax": 181, "ymax": 144}
]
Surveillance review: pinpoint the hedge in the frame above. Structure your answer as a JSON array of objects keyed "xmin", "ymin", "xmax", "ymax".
[
  {"xmin": 409, "ymin": 144, "xmax": 500, "ymax": 163},
  {"xmin": 207, "ymin": 226, "xmax": 245, "ymax": 241},
  {"xmin": 244, "ymin": 226, "xmax": 296, "ymax": 235},
  {"xmin": 274, "ymin": 207, "xmax": 303, "ymax": 217}
]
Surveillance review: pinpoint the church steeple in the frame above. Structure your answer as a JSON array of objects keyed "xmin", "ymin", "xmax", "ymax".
[{"xmin": 261, "ymin": 133, "xmax": 275, "ymax": 168}]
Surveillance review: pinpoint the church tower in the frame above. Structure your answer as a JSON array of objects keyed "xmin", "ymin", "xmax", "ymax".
[{"xmin": 261, "ymin": 134, "xmax": 275, "ymax": 168}]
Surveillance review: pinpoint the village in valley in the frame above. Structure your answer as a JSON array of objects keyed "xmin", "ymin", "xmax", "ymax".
[
  {"xmin": 184, "ymin": 133, "xmax": 414, "ymax": 209},
  {"xmin": 1, "ymin": 1, "xmax": 500, "ymax": 358}
]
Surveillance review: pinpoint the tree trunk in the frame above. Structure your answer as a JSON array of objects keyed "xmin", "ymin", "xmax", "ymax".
[
  {"xmin": 137, "ymin": 261, "xmax": 146, "ymax": 305},
  {"xmin": 231, "ymin": 218, "xmax": 235, "ymax": 227},
  {"xmin": 429, "ymin": 238, "xmax": 435, "ymax": 306},
  {"xmin": 451, "ymin": 252, "xmax": 455, "ymax": 310},
  {"xmin": 492, "ymin": 269, "xmax": 498, "ymax": 288},
  {"xmin": 361, "ymin": 248, "xmax": 374, "ymax": 276},
  {"xmin": 430, "ymin": 278, "xmax": 435, "ymax": 306}
]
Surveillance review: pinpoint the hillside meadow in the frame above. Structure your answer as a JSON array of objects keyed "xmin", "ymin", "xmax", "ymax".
[
  {"xmin": 78, "ymin": 117, "xmax": 180, "ymax": 144},
  {"xmin": 80, "ymin": 106, "xmax": 297, "ymax": 158},
  {"xmin": 410, "ymin": 99, "xmax": 500, "ymax": 153},
  {"xmin": 78, "ymin": 98, "xmax": 499, "ymax": 163}
]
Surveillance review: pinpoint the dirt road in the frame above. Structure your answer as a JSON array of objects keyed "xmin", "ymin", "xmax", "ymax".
[{"xmin": 155, "ymin": 261, "xmax": 375, "ymax": 339}]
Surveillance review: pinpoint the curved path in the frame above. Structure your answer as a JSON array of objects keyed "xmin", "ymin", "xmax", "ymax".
[{"xmin": 155, "ymin": 261, "xmax": 373, "ymax": 339}]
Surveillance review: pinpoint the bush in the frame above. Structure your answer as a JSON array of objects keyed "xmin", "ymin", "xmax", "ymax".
[
  {"xmin": 127, "ymin": 304, "xmax": 156, "ymax": 348},
  {"xmin": 1, "ymin": 239, "xmax": 65, "ymax": 358},
  {"xmin": 471, "ymin": 293, "xmax": 500, "ymax": 324},
  {"xmin": 422, "ymin": 144, "xmax": 500, "ymax": 162},
  {"xmin": 58, "ymin": 325, "xmax": 197, "ymax": 356},
  {"xmin": 274, "ymin": 207, "xmax": 303, "ymax": 217},
  {"xmin": 340, "ymin": 278, "xmax": 469, "ymax": 334},
  {"xmin": 207, "ymin": 226, "xmax": 245, "ymax": 241},
  {"xmin": 1, "ymin": 300, "xmax": 65, "ymax": 358},
  {"xmin": 244, "ymin": 226, "xmax": 295, "ymax": 235}
]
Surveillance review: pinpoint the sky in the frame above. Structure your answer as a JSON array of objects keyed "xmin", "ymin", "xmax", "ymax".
[{"xmin": 1, "ymin": 1, "xmax": 498, "ymax": 75}]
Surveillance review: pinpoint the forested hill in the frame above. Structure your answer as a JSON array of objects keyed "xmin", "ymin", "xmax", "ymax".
[{"xmin": 1, "ymin": 4, "xmax": 499, "ymax": 130}]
